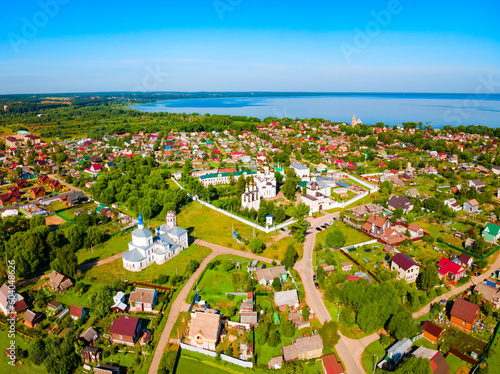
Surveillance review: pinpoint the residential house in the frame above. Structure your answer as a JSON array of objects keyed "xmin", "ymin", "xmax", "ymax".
[
  {"xmin": 129, "ymin": 288, "xmax": 158, "ymax": 312},
  {"xmin": 322, "ymin": 353, "xmax": 345, "ymax": 374},
  {"xmin": 268, "ymin": 356, "xmax": 284, "ymax": 370},
  {"xmin": 80, "ymin": 326, "xmax": 99, "ymax": 345},
  {"xmin": 407, "ymin": 223, "xmax": 424, "ymax": 238},
  {"xmin": 23, "ymin": 310, "xmax": 43, "ymax": 328},
  {"xmin": 255, "ymin": 266, "xmax": 288, "ymax": 286},
  {"xmin": 350, "ymin": 203, "xmax": 383, "ymax": 219},
  {"xmin": 474, "ymin": 283, "xmax": 500, "ymax": 309},
  {"xmin": 391, "ymin": 253, "xmax": 420, "ymax": 282},
  {"xmin": 66, "ymin": 191, "xmax": 86, "ymax": 205},
  {"xmin": 0, "ymin": 192, "xmax": 20, "ymax": 206},
  {"xmin": 282, "ymin": 335, "xmax": 324, "ymax": 362},
  {"xmin": 48, "ymin": 270, "xmax": 74, "ymax": 292},
  {"xmin": 0, "ymin": 284, "xmax": 27, "ymax": 316},
  {"xmin": 48, "ymin": 179, "xmax": 61, "ymax": 191},
  {"xmin": 362, "ymin": 215, "xmax": 392, "ymax": 236},
  {"xmin": 422, "ymin": 321, "xmax": 444, "ymax": 344},
  {"xmin": 340, "ymin": 262, "xmax": 353, "ymax": 272},
  {"xmin": 387, "ymin": 338, "xmax": 413, "ymax": 363},
  {"xmin": 274, "ymin": 289, "xmax": 299, "ymax": 311},
  {"xmin": 187, "ymin": 311, "xmax": 222, "ymax": 351},
  {"xmin": 463, "ymin": 199, "xmax": 479, "ymax": 213},
  {"xmin": 483, "ymin": 222, "xmax": 500, "ymax": 243},
  {"xmin": 458, "ymin": 253, "xmax": 473, "ymax": 269},
  {"xmin": 111, "ymin": 291, "xmax": 128, "ymax": 313},
  {"xmin": 437, "ymin": 257, "xmax": 467, "ymax": 282},
  {"xmin": 82, "ymin": 347, "xmax": 102, "ymax": 364},
  {"xmin": 379, "ymin": 228, "xmax": 409, "ymax": 247},
  {"xmin": 90, "ymin": 164, "xmax": 102, "ymax": 173},
  {"xmin": 468, "ymin": 179, "xmax": 485, "ymax": 191},
  {"xmin": 388, "ymin": 196, "xmax": 414, "ymax": 213},
  {"xmin": 444, "ymin": 198, "xmax": 462, "ymax": 212},
  {"xmin": 47, "ymin": 300, "xmax": 64, "ymax": 315},
  {"xmin": 492, "ymin": 166, "xmax": 500, "ymax": 175},
  {"xmin": 70, "ymin": 305, "xmax": 86, "ymax": 320},
  {"xmin": 290, "ymin": 163, "xmax": 310, "ymax": 180},
  {"xmin": 406, "ymin": 188, "xmax": 420, "ymax": 198},
  {"xmin": 38, "ymin": 174, "xmax": 50, "ymax": 185},
  {"xmin": 15, "ymin": 179, "xmax": 28, "ymax": 189},
  {"xmin": 450, "ymin": 298, "xmax": 479, "ymax": 331},
  {"xmin": 31, "ymin": 186, "xmax": 46, "ymax": 199},
  {"xmin": 110, "ymin": 315, "xmax": 142, "ymax": 346},
  {"xmin": 412, "ymin": 347, "xmax": 450, "ymax": 374}
]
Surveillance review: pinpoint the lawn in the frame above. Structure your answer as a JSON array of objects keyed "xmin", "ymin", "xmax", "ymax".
[
  {"xmin": 176, "ymin": 355, "xmax": 235, "ymax": 374},
  {"xmin": 176, "ymin": 201, "xmax": 274, "ymax": 248},
  {"xmin": 83, "ymin": 244, "xmax": 212, "ymax": 284},
  {"xmin": 76, "ymin": 231, "xmax": 131, "ymax": 265},
  {"xmin": 445, "ymin": 353, "xmax": 471, "ymax": 374},
  {"xmin": 316, "ymin": 221, "xmax": 371, "ymax": 248},
  {"xmin": 361, "ymin": 340, "xmax": 387, "ymax": 374},
  {"xmin": 262, "ymin": 236, "xmax": 302, "ymax": 262}
]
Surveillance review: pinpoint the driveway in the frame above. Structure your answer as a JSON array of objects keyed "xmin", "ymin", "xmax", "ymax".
[{"xmin": 148, "ymin": 239, "xmax": 274, "ymax": 374}]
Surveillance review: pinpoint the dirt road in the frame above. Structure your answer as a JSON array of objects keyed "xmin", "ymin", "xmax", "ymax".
[{"xmin": 148, "ymin": 239, "xmax": 274, "ymax": 374}]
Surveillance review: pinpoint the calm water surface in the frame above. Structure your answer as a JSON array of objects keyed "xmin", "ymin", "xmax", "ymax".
[{"xmin": 130, "ymin": 93, "xmax": 500, "ymax": 127}]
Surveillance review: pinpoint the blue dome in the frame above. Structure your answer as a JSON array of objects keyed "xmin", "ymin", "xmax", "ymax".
[{"xmin": 138, "ymin": 213, "xmax": 144, "ymax": 225}]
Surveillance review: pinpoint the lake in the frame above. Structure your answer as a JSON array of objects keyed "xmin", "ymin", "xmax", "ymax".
[{"xmin": 129, "ymin": 93, "xmax": 500, "ymax": 128}]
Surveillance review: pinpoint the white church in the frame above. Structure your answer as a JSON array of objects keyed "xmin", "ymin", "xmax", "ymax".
[
  {"xmin": 122, "ymin": 211, "xmax": 188, "ymax": 272},
  {"xmin": 241, "ymin": 162, "xmax": 277, "ymax": 210}
]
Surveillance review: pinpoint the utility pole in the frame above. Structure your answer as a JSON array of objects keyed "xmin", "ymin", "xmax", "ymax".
[{"xmin": 373, "ymin": 355, "xmax": 377, "ymax": 374}]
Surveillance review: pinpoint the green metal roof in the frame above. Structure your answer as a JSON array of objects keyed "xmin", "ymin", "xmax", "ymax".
[{"xmin": 199, "ymin": 170, "xmax": 256, "ymax": 180}]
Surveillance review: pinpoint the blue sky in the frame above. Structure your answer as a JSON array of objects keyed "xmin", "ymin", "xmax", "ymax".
[{"xmin": 0, "ymin": 0, "xmax": 499, "ymax": 94}]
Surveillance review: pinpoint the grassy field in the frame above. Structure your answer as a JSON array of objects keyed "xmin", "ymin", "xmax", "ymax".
[
  {"xmin": 176, "ymin": 355, "xmax": 235, "ymax": 374},
  {"xmin": 316, "ymin": 221, "xmax": 371, "ymax": 248},
  {"xmin": 83, "ymin": 244, "xmax": 212, "ymax": 283},
  {"xmin": 176, "ymin": 201, "xmax": 274, "ymax": 248},
  {"xmin": 76, "ymin": 231, "xmax": 131, "ymax": 265},
  {"xmin": 361, "ymin": 340, "xmax": 386, "ymax": 374},
  {"xmin": 262, "ymin": 236, "xmax": 302, "ymax": 262}
]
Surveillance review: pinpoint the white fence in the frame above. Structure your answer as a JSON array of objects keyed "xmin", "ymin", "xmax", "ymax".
[
  {"xmin": 340, "ymin": 239, "xmax": 378, "ymax": 251},
  {"xmin": 171, "ymin": 178, "xmax": 296, "ymax": 233},
  {"xmin": 180, "ymin": 343, "xmax": 253, "ymax": 368}
]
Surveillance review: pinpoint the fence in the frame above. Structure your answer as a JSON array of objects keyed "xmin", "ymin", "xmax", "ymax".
[
  {"xmin": 179, "ymin": 343, "xmax": 253, "ymax": 368},
  {"xmin": 173, "ymin": 176, "xmax": 297, "ymax": 233},
  {"xmin": 436, "ymin": 238, "xmax": 500, "ymax": 260}
]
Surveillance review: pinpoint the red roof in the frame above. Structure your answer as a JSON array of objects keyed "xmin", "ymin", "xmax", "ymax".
[
  {"xmin": 322, "ymin": 353, "xmax": 345, "ymax": 374},
  {"xmin": 110, "ymin": 315, "xmax": 140, "ymax": 337},
  {"xmin": 392, "ymin": 253, "xmax": 419, "ymax": 270},
  {"xmin": 450, "ymin": 298, "xmax": 479, "ymax": 324},
  {"xmin": 70, "ymin": 305, "xmax": 84, "ymax": 318},
  {"xmin": 437, "ymin": 257, "xmax": 465, "ymax": 276},
  {"xmin": 422, "ymin": 320, "xmax": 444, "ymax": 338}
]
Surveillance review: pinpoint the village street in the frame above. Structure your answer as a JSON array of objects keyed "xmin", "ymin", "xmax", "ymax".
[{"xmin": 148, "ymin": 239, "xmax": 274, "ymax": 374}]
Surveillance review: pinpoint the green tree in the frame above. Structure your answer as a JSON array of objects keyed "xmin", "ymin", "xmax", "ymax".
[
  {"xmin": 272, "ymin": 277, "xmax": 282, "ymax": 292},
  {"xmin": 282, "ymin": 243, "xmax": 298, "ymax": 269},
  {"xmin": 326, "ymin": 229, "xmax": 346, "ymax": 249},
  {"xmin": 93, "ymin": 285, "xmax": 113, "ymax": 319},
  {"xmin": 268, "ymin": 330, "xmax": 281, "ymax": 347},
  {"xmin": 249, "ymin": 238, "xmax": 265, "ymax": 254},
  {"xmin": 66, "ymin": 225, "xmax": 85, "ymax": 250},
  {"xmin": 416, "ymin": 263, "xmax": 440, "ymax": 291},
  {"xmin": 29, "ymin": 338, "xmax": 46, "ymax": 365},
  {"xmin": 388, "ymin": 310, "xmax": 419, "ymax": 340},
  {"xmin": 318, "ymin": 321, "xmax": 341, "ymax": 348},
  {"xmin": 394, "ymin": 356, "xmax": 432, "ymax": 374}
]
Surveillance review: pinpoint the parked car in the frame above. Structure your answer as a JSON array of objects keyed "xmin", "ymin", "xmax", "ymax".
[
  {"xmin": 313, "ymin": 274, "xmax": 317, "ymax": 281},
  {"xmin": 314, "ymin": 283, "xmax": 320, "ymax": 289},
  {"xmin": 315, "ymin": 227, "xmax": 322, "ymax": 231}
]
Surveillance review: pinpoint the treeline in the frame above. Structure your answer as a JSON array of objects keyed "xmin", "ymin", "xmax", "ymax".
[{"xmin": 90, "ymin": 157, "xmax": 189, "ymax": 220}]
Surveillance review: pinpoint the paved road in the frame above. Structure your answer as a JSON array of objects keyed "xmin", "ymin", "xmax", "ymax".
[
  {"xmin": 294, "ymin": 212, "xmax": 373, "ymax": 374},
  {"xmin": 148, "ymin": 239, "xmax": 274, "ymax": 374}
]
